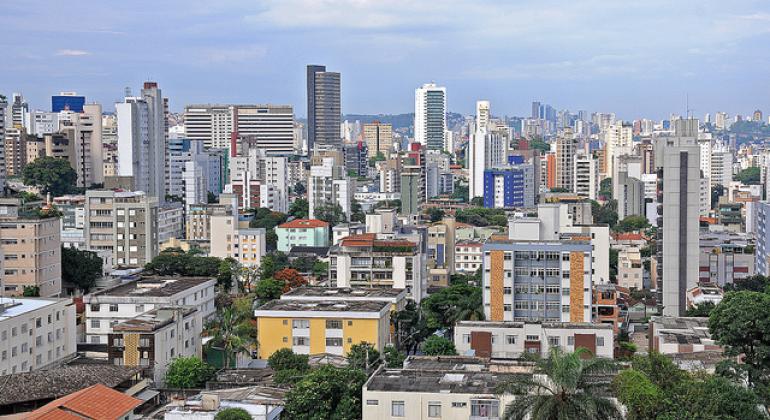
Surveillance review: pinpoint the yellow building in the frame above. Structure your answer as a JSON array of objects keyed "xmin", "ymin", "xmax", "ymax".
[{"xmin": 254, "ymin": 299, "xmax": 391, "ymax": 359}]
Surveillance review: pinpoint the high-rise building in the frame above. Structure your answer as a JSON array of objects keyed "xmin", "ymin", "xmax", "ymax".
[
  {"xmin": 555, "ymin": 128, "xmax": 577, "ymax": 191},
  {"xmin": 307, "ymin": 153, "xmax": 353, "ymax": 220},
  {"xmin": 10, "ymin": 93, "xmax": 28, "ymax": 129},
  {"xmin": 756, "ymin": 201, "xmax": 770, "ymax": 276},
  {"xmin": 307, "ymin": 65, "xmax": 341, "ymax": 151},
  {"xmin": 603, "ymin": 122, "xmax": 633, "ymax": 179},
  {"xmin": 116, "ymin": 82, "xmax": 166, "ymax": 199},
  {"xmin": 715, "ymin": 112, "xmax": 728, "ymax": 131},
  {"xmin": 60, "ymin": 103, "xmax": 103, "ymax": 188},
  {"xmin": 363, "ymin": 121, "xmax": 393, "ymax": 158},
  {"xmin": 183, "ymin": 104, "xmax": 295, "ymax": 154},
  {"xmin": 414, "ymin": 83, "xmax": 446, "ymax": 150},
  {"xmin": 573, "ymin": 152, "xmax": 599, "ymax": 200},
  {"xmin": 4, "ymin": 128, "xmax": 28, "ymax": 176},
  {"xmin": 482, "ymin": 159, "xmax": 537, "ymax": 209},
  {"xmin": 469, "ymin": 102, "xmax": 508, "ymax": 198},
  {"xmin": 656, "ymin": 119, "xmax": 701, "ymax": 316},
  {"xmin": 51, "ymin": 92, "xmax": 85, "ymax": 113}
]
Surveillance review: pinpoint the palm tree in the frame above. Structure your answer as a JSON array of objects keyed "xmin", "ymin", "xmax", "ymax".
[
  {"xmin": 205, "ymin": 304, "xmax": 256, "ymax": 368},
  {"xmin": 497, "ymin": 347, "xmax": 621, "ymax": 420}
]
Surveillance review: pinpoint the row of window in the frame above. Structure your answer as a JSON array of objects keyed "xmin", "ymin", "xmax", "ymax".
[
  {"xmin": 367, "ymin": 399, "xmax": 499, "ymax": 418},
  {"xmin": 290, "ymin": 319, "xmax": 348, "ymax": 329},
  {"xmin": 461, "ymin": 333, "xmax": 606, "ymax": 347}
]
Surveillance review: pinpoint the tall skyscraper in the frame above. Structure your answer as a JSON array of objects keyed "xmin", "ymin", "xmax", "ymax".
[
  {"xmin": 555, "ymin": 128, "xmax": 577, "ymax": 191},
  {"xmin": 60, "ymin": 103, "xmax": 104, "ymax": 188},
  {"xmin": 656, "ymin": 119, "xmax": 701, "ymax": 316},
  {"xmin": 414, "ymin": 83, "xmax": 446, "ymax": 150},
  {"xmin": 307, "ymin": 65, "xmax": 341, "ymax": 151},
  {"xmin": 363, "ymin": 121, "xmax": 393, "ymax": 158},
  {"xmin": 116, "ymin": 82, "xmax": 166, "ymax": 199},
  {"xmin": 10, "ymin": 93, "xmax": 28, "ymax": 129}
]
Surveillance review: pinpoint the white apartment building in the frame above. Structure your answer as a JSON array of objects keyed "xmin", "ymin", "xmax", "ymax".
[
  {"xmin": 618, "ymin": 247, "xmax": 643, "ymax": 290},
  {"xmin": 414, "ymin": 83, "xmax": 447, "ymax": 151},
  {"xmin": 454, "ymin": 321, "xmax": 614, "ymax": 359},
  {"xmin": 83, "ymin": 276, "xmax": 216, "ymax": 345},
  {"xmin": 0, "ymin": 298, "xmax": 77, "ymax": 375},
  {"xmin": 602, "ymin": 122, "xmax": 633, "ymax": 179},
  {"xmin": 158, "ymin": 203, "xmax": 184, "ymax": 243},
  {"xmin": 573, "ymin": 152, "xmax": 599, "ymax": 200},
  {"xmin": 308, "ymin": 156, "xmax": 353, "ymax": 220},
  {"xmin": 184, "ymin": 104, "xmax": 295, "ymax": 153},
  {"xmin": 109, "ymin": 306, "xmax": 203, "ymax": 386},
  {"xmin": 454, "ymin": 240, "xmax": 482, "ymax": 274}
]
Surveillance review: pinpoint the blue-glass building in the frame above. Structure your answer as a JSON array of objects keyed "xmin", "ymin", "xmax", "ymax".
[
  {"xmin": 52, "ymin": 95, "xmax": 85, "ymax": 112},
  {"xmin": 483, "ymin": 161, "xmax": 536, "ymax": 209}
]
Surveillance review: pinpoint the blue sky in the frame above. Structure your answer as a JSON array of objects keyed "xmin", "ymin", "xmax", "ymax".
[{"xmin": 2, "ymin": 0, "xmax": 770, "ymax": 120}]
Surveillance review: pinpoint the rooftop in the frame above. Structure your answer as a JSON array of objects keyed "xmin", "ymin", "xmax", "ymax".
[
  {"xmin": 87, "ymin": 276, "xmax": 214, "ymax": 299},
  {"xmin": 282, "ymin": 287, "xmax": 405, "ymax": 301},
  {"xmin": 278, "ymin": 219, "xmax": 329, "ymax": 229},
  {"xmin": 456, "ymin": 320, "xmax": 613, "ymax": 330},
  {"xmin": 112, "ymin": 306, "xmax": 197, "ymax": 332},
  {"xmin": 0, "ymin": 297, "xmax": 68, "ymax": 321},
  {"xmin": 339, "ymin": 233, "xmax": 417, "ymax": 250},
  {"xmin": 0, "ymin": 364, "xmax": 143, "ymax": 406},
  {"xmin": 255, "ymin": 299, "xmax": 389, "ymax": 314},
  {"xmin": 26, "ymin": 384, "xmax": 142, "ymax": 420}
]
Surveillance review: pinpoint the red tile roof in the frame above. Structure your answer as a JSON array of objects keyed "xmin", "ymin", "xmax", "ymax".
[
  {"xmin": 615, "ymin": 233, "xmax": 643, "ymax": 241},
  {"xmin": 27, "ymin": 384, "xmax": 142, "ymax": 420},
  {"xmin": 278, "ymin": 219, "xmax": 330, "ymax": 229}
]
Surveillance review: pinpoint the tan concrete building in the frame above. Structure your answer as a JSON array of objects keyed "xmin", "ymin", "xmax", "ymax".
[
  {"xmin": 209, "ymin": 204, "xmax": 266, "ymax": 268},
  {"xmin": 363, "ymin": 121, "xmax": 393, "ymax": 158},
  {"xmin": 4, "ymin": 128, "xmax": 28, "ymax": 177},
  {"xmin": 0, "ymin": 197, "xmax": 62, "ymax": 297},
  {"xmin": 618, "ymin": 247, "xmax": 643, "ymax": 290},
  {"xmin": 59, "ymin": 103, "xmax": 104, "ymax": 188},
  {"xmin": 427, "ymin": 218, "xmax": 455, "ymax": 288},
  {"xmin": 84, "ymin": 190, "xmax": 159, "ymax": 268}
]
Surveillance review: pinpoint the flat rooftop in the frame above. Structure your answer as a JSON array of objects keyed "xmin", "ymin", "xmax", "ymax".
[
  {"xmin": 113, "ymin": 306, "xmax": 197, "ymax": 332},
  {"xmin": 87, "ymin": 276, "xmax": 214, "ymax": 299},
  {"xmin": 255, "ymin": 299, "xmax": 389, "ymax": 314},
  {"xmin": 456, "ymin": 320, "xmax": 613, "ymax": 330},
  {"xmin": 0, "ymin": 297, "xmax": 67, "ymax": 321},
  {"xmin": 282, "ymin": 287, "xmax": 405, "ymax": 301}
]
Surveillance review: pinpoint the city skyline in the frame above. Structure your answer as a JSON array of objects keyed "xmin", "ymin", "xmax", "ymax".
[{"xmin": 1, "ymin": 1, "xmax": 770, "ymax": 120}]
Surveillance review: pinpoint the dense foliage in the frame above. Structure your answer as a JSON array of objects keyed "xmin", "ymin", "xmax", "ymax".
[
  {"xmin": 205, "ymin": 297, "xmax": 256, "ymax": 368},
  {"xmin": 455, "ymin": 207, "xmax": 507, "ymax": 227},
  {"xmin": 614, "ymin": 215, "xmax": 650, "ymax": 232},
  {"xmin": 21, "ymin": 156, "xmax": 78, "ymax": 196},
  {"xmin": 421, "ymin": 336, "xmax": 457, "ymax": 356},
  {"xmin": 283, "ymin": 365, "xmax": 367, "ymax": 419},
  {"xmin": 61, "ymin": 246, "xmax": 103, "ymax": 292},
  {"xmin": 268, "ymin": 348, "xmax": 310, "ymax": 385},
  {"xmin": 165, "ymin": 357, "xmax": 216, "ymax": 389},
  {"xmin": 735, "ymin": 166, "xmax": 761, "ymax": 184},
  {"xmin": 214, "ymin": 408, "xmax": 251, "ymax": 420}
]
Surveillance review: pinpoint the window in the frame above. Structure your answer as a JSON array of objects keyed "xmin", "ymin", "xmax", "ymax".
[
  {"xmin": 526, "ymin": 335, "xmax": 539, "ymax": 341},
  {"xmin": 135, "ymin": 304, "xmax": 145, "ymax": 313},
  {"xmin": 366, "ymin": 400, "xmax": 379, "ymax": 405},
  {"xmin": 503, "ymin": 287, "xmax": 512, "ymax": 295},
  {"xmin": 463, "ymin": 334, "xmax": 471, "ymax": 344},
  {"xmin": 90, "ymin": 335, "xmax": 100, "ymax": 344},
  {"xmin": 506, "ymin": 335, "xmax": 517, "ymax": 344},
  {"xmin": 452, "ymin": 402, "xmax": 467, "ymax": 408},
  {"xmin": 428, "ymin": 402, "xmax": 441, "ymax": 417},
  {"xmin": 91, "ymin": 319, "xmax": 100, "ymax": 329},
  {"xmin": 471, "ymin": 399, "xmax": 499, "ymax": 418},
  {"xmin": 109, "ymin": 304, "xmax": 119, "ymax": 312},
  {"xmin": 325, "ymin": 338, "xmax": 343, "ymax": 347},
  {"xmin": 548, "ymin": 336, "xmax": 560, "ymax": 347},
  {"xmin": 347, "ymin": 320, "xmax": 353, "ymax": 326},
  {"xmin": 293, "ymin": 337, "xmax": 309, "ymax": 346},
  {"xmin": 292, "ymin": 320, "xmax": 310, "ymax": 329},
  {"xmin": 391, "ymin": 401, "xmax": 405, "ymax": 417},
  {"xmin": 326, "ymin": 319, "xmax": 342, "ymax": 329},
  {"xmin": 567, "ymin": 336, "xmax": 575, "ymax": 346},
  {"xmin": 596, "ymin": 336, "xmax": 605, "ymax": 347}
]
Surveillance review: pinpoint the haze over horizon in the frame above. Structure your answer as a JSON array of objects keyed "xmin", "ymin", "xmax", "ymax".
[{"xmin": 3, "ymin": 0, "xmax": 770, "ymax": 120}]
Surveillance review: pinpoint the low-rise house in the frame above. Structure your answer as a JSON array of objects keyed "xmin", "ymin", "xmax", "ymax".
[
  {"xmin": 617, "ymin": 247, "xmax": 643, "ymax": 290},
  {"xmin": 25, "ymin": 383, "xmax": 142, "ymax": 420},
  {"xmin": 686, "ymin": 282, "xmax": 723, "ymax": 309},
  {"xmin": 0, "ymin": 297, "xmax": 77, "ymax": 375},
  {"xmin": 164, "ymin": 386, "xmax": 286, "ymax": 420},
  {"xmin": 275, "ymin": 219, "xmax": 330, "ymax": 253},
  {"xmin": 649, "ymin": 316, "xmax": 722, "ymax": 355},
  {"xmin": 108, "ymin": 306, "xmax": 203, "ymax": 386},
  {"xmin": 454, "ymin": 321, "xmax": 614, "ymax": 359},
  {"xmin": 83, "ymin": 276, "xmax": 216, "ymax": 345}
]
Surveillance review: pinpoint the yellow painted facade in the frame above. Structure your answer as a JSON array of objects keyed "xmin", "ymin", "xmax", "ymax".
[
  {"xmin": 569, "ymin": 251, "xmax": 585, "ymax": 322},
  {"xmin": 490, "ymin": 250, "xmax": 505, "ymax": 321},
  {"xmin": 256, "ymin": 315, "xmax": 385, "ymax": 358}
]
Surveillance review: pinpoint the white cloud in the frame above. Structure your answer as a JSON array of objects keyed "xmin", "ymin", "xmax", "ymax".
[
  {"xmin": 201, "ymin": 45, "xmax": 267, "ymax": 63},
  {"xmin": 55, "ymin": 49, "xmax": 90, "ymax": 56}
]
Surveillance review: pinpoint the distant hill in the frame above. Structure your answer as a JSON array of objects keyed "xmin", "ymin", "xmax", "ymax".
[{"xmin": 343, "ymin": 113, "xmax": 415, "ymax": 130}]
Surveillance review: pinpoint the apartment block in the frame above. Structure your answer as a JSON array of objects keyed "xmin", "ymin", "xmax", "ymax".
[
  {"xmin": 482, "ymin": 238, "xmax": 594, "ymax": 323},
  {"xmin": 275, "ymin": 219, "xmax": 330, "ymax": 253},
  {"xmin": 454, "ymin": 321, "xmax": 613, "ymax": 359},
  {"xmin": 108, "ymin": 306, "xmax": 202, "ymax": 386},
  {"xmin": 0, "ymin": 298, "xmax": 76, "ymax": 375},
  {"xmin": 329, "ymin": 234, "xmax": 426, "ymax": 302},
  {"xmin": 83, "ymin": 276, "xmax": 216, "ymax": 344},
  {"xmin": 209, "ymin": 205, "xmax": 266, "ymax": 268},
  {"xmin": 0, "ymin": 197, "xmax": 62, "ymax": 297},
  {"xmin": 254, "ymin": 299, "xmax": 390, "ymax": 359},
  {"xmin": 84, "ymin": 190, "xmax": 159, "ymax": 268},
  {"xmin": 454, "ymin": 240, "xmax": 482, "ymax": 274}
]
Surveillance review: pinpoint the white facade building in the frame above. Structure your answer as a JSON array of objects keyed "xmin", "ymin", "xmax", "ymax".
[{"xmin": 414, "ymin": 83, "xmax": 447, "ymax": 150}]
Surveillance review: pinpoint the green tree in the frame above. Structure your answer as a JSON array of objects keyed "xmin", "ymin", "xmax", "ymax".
[
  {"xmin": 268, "ymin": 348, "xmax": 310, "ymax": 385},
  {"xmin": 350, "ymin": 198, "xmax": 365, "ymax": 223},
  {"xmin": 205, "ymin": 299, "xmax": 256, "ymax": 368},
  {"xmin": 347, "ymin": 342, "xmax": 380, "ymax": 372},
  {"xmin": 451, "ymin": 182, "xmax": 469, "ymax": 202},
  {"xmin": 22, "ymin": 285, "xmax": 40, "ymax": 297},
  {"xmin": 61, "ymin": 246, "xmax": 103, "ymax": 292},
  {"xmin": 207, "ymin": 191, "xmax": 218, "ymax": 204},
  {"xmin": 709, "ymin": 291, "xmax": 770, "ymax": 393},
  {"xmin": 217, "ymin": 258, "xmax": 237, "ymax": 291},
  {"xmin": 685, "ymin": 301, "xmax": 717, "ymax": 317},
  {"xmin": 599, "ymin": 178, "xmax": 613, "ymax": 199},
  {"xmin": 255, "ymin": 278, "xmax": 285, "ymax": 302},
  {"xmin": 288, "ymin": 198, "xmax": 309, "ymax": 219},
  {"xmin": 630, "ymin": 352, "xmax": 687, "ymax": 392},
  {"xmin": 165, "ymin": 356, "xmax": 215, "ymax": 388},
  {"xmin": 612, "ymin": 369, "xmax": 662, "ymax": 420},
  {"xmin": 393, "ymin": 300, "xmax": 432, "ymax": 354},
  {"xmin": 312, "ymin": 260, "xmax": 329, "ymax": 278},
  {"xmin": 614, "ymin": 215, "xmax": 650, "ymax": 232},
  {"xmin": 735, "ymin": 166, "xmax": 761, "ymax": 184},
  {"xmin": 426, "ymin": 207, "xmax": 445, "ymax": 222},
  {"xmin": 293, "ymin": 182, "xmax": 306, "ymax": 196},
  {"xmin": 724, "ymin": 274, "xmax": 770, "ymax": 292},
  {"xmin": 257, "ymin": 252, "xmax": 289, "ymax": 280},
  {"xmin": 592, "ymin": 199, "xmax": 618, "ymax": 227},
  {"xmin": 21, "ymin": 156, "xmax": 78, "ymax": 196},
  {"xmin": 315, "ymin": 203, "xmax": 347, "ymax": 226},
  {"xmin": 498, "ymin": 348, "xmax": 621, "ymax": 420},
  {"xmin": 421, "ymin": 283, "xmax": 483, "ymax": 331},
  {"xmin": 421, "ymin": 336, "xmax": 457, "ymax": 356},
  {"xmin": 284, "ymin": 365, "xmax": 367, "ymax": 420},
  {"xmin": 528, "ymin": 137, "xmax": 550, "ymax": 152},
  {"xmin": 609, "ymin": 248, "xmax": 619, "ymax": 281},
  {"xmin": 383, "ymin": 345, "xmax": 406, "ymax": 368},
  {"xmin": 214, "ymin": 408, "xmax": 251, "ymax": 420},
  {"xmin": 711, "ymin": 184, "xmax": 725, "ymax": 209}
]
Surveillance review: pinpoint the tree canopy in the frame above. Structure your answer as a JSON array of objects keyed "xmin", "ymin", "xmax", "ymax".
[
  {"xmin": 288, "ymin": 198, "xmax": 309, "ymax": 219},
  {"xmin": 61, "ymin": 246, "xmax": 102, "ymax": 292},
  {"xmin": 214, "ymin": 408, "xmax": 251, "ymax": 420},
  {"xmin": 735, "ymin": 166, "xmax": 761, "ymax": 185},
  {"xmin": 455, "ymin": 207, "xmax": 507, "ymax": 227},
  {"xmin": 283, "ymin": 365, "xmax": 367, "ymax": 419},
  {"xmin": 421, "ymin": 336, "xmax": 457, "ymax": 356},
  {"xmin": 22, "ymin": 157, "xmax": 78, "ymax": 196},
  {"xmin": 614, "ymin": 215, "xmax": 650, "ymax": 232},
  {"xmin": 165, "ymin": 357, "xmax": 215, "ymax": 388}
]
